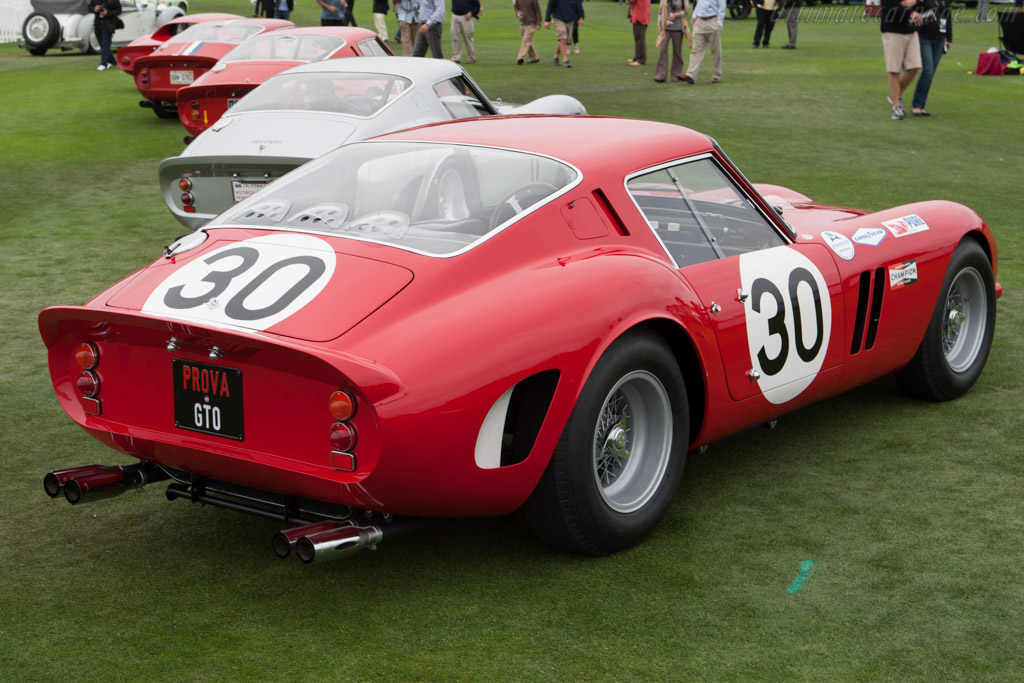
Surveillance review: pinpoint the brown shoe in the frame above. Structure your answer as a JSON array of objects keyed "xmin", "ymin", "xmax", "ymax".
[
  {"xmin": 711, "ymin": 76, "xmax": 721, "ymax": 83},
  {"xmin": 680, "ymin": 75, "xmax": 694, "ymax": 84}
]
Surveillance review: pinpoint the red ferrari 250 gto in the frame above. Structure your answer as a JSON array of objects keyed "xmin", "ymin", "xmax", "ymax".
[{"xmin": 39, "ymin": 117, "xmax": 1001, "ymax": 563}]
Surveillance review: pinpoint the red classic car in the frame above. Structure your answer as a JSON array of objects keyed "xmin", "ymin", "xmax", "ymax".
[
  {"xmin": 40, "ymin": 117, "xmax": 1000, "ymax": 563},
  {"xmin": 117, "ymin": 13, "xmax": 243, "ymax": 74},
  {"xmin": 132, "ymin": 17, "xmax": 293, "ymax": 119},
  {"xmin": 176, "ymin": 26, "xmax": 392, "ymax": 137}
]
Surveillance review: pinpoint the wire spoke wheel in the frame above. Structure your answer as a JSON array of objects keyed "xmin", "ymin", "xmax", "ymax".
[
  {"xmin": 941, "ymin": 267, "xmax": 987, "ymax": 373},
  {"xmin": 592, "ymin": 370, "xmax": 673, "ymax": 514}
]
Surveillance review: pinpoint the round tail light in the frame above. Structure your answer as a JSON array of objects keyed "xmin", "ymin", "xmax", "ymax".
[
  {"xmin": 74, "ymin": 342, "xmax": 99, "ymax": 370},
  {"xmin": 180, "ymin": 192, "xmax": 194, "ymax": 206},
  {"xmin": 329, "ymin": 390, "xmax": 356, "ymax": 421},
  {"xmin": 76, "ymin": 371, "xmax": 100, "ymax": 398},
  {"xmin": 329, "ymin": 421, "xmax": 357, "ymax": 452}
]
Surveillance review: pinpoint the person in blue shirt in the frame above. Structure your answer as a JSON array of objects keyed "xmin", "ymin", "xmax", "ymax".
[
  {"xmin": 394, "ymin": 0, "xmax": 420, "ymax": 55},
  {"xmin": 318, "ymin": 0, "xmax": 348, "ymax": 25},
  {"xmin": 680, "ymin": 0, "xmax": 725, "ymax": 83},
  {"xmin": 413, "ymin": 0, "xmax": 446, "ymax": 57}
]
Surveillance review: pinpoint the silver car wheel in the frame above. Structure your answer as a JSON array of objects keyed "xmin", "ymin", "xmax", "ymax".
[
  {"xmin": 942, "ymin": 267, "xmax": 987, "ymax": 374},
  {"xmin": 592, "ymin": 370, "xmax": 673, "ymax": 514}
]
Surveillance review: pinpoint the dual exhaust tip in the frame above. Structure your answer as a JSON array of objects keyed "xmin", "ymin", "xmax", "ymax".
[
  {"xmin": 272, "ymin": 521, "xmax": 384, "ymax": 564},
  {"xmin": 43, "ymin": 463, "xmax": 169, "ymax": 505}
]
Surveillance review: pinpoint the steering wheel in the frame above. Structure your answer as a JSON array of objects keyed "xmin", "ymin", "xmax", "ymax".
[
  {"xmin": 489, "ymin": 182, "xmax": 558, "ymax": 230},
  {"xmin": 341, "ymin": 93, "xmax": 376, "ymax": 116}
]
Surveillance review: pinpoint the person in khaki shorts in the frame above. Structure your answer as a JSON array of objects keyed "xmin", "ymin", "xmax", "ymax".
[
  {"xmin": 881, "ymin": 0, "xmax": 924, "ymax": 119},
  {"xmin": 544, "ymin": 0, "xmax": 584, "ymax": 68}
]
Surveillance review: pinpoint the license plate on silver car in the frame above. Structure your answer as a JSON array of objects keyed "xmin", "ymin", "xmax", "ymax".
[{"xmin": 231, "ymin": 179, "xmax": 269, "ymax": 204}]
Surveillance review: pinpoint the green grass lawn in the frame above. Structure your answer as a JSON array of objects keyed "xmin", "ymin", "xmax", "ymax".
[{"xmin": 1, "ymin": 3, "xmax": 1021, "ymax": 680}]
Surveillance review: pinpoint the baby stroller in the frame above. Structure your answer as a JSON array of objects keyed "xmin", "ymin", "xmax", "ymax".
[{"xmin": 999, "ymin": 10, "xmax": 1024, "ymax": 62}]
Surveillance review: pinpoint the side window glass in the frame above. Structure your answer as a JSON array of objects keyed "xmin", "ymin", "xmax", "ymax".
[
  {"xmin": 627, "ymin": 158, "xmax": 785, "ymax": 268},
  {"xmin": 358, "ymin": 38, "xmax": 390, "ymax": 56},
  {"xmin": 433, "ymin": 77, "xmax": 490, "ymax": 119}
]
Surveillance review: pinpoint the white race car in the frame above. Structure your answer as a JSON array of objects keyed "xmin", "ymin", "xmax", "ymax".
[{"xmin": 20, "ymin": 0, "xmax": 187, "ymax": 56}]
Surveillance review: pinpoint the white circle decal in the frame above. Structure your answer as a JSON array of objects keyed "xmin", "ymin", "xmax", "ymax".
[
  {"xmin": 143, "ymin": 233, "xmax": 336, "ymax": 331},
  {"xmin": 739, "ymin": 247, "xmax": 832, "ymax": 404}
]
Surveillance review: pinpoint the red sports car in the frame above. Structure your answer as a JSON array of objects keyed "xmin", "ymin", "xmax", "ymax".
[
  {"xmin": 116, "ymin": 13, "xmax": 244, "ymax": 74},
  {"xmin": 176, "ymin": 26, "xmax": 392, "ymax": 137},
  {"xmin": 133, "ymin": 17, "xmax": 293, "ymax": 119},
  {"xmin": 39, "ymin": 117, "xmax": 1001, "ymax": 563}
]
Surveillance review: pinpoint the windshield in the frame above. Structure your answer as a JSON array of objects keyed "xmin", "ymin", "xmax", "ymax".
[
  {"xmin": 221, "ymin": 33, "xmax": 346, "ymax": 63},
  {"xmin": 165, "ymin": 22, "xmax": 266, "ymax": 46},
  {"xmin": 208, "ymin": 141, "xmax": 579, "ymax": 256},
  {"xmin": 228, "ymin": 72, "xmax": 412, "ymax": 116}
]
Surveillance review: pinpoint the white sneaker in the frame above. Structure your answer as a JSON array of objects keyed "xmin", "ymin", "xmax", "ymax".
[
  {"xmin": 96, "ymin": 64, "xmax": 107, "ymax": 71},
  {"xmin": 891, "ymin": 105, "xmax": 905, "ymax": 120},
  {"xmin": 573, "ymin": 46, "xmax": 580, "ymax": 54}
]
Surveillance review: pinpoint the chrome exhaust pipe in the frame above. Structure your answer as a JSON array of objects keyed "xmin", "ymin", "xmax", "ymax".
[
  {"xmin": 49, "ymin": 463, "xmax": 170, "ymax": 505},
  {"xmin": 295, "ymin": 525, "xmax": 384, "ymax": 564},
  {"xmin": 43, "ymin": 464, "xmax": 108, "ymax": 498},
  {"xmin": 272, "ymin": 520, "xmax": 347, "ymax": 559}
]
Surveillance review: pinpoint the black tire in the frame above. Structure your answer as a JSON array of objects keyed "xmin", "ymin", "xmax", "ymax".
[
  {"xmin": 728, "ymin": 0, "xmax": 752, "ymax": 20},
  {"xmin": 153, "ymin": 102, "xmax": 180, "ymax": 119},
  {"xmin": 524, "ymin": 329, "xmax": 688, "ymax": 556},
  {"xmin": 896, "ymin": 239, "xmax": 996, "ymax": 402},
  {"xmin": 22, "ymin": 12, "xmax": 60, "ymax": 53}
]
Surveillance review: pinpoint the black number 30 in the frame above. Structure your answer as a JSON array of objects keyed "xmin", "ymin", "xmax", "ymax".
[
  {"xmin": 163, "ymin": 247, "xmax": 327, "ymax": 321},
  {"xmin": 750, "ymin": 267, "xmax": 824, "ymax": 377}
]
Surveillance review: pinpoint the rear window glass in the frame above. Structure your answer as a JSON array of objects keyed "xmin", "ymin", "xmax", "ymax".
[
  {"xmin": 208, "ymin": 141, "xmax": 579, "ymax": 257},
  {"xmin": 220, "ymin": 34, "xmax": 346, "ymax": 63},
  {"xmin": 165, "ymin": 22, "xmax": 265, "ymax": 45},
  {"xmin": 228, "ymin": 72, "xmax": 411, "ymax": 116}
]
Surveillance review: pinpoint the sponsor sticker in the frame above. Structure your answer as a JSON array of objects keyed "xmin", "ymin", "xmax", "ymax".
[
  {"xmin": 821, "ymin": 231, "xmax": 855, "ymax": 261},
  {"xmin": 888, "ymin": 260, "xmax": 918, "ymax": 289},
  {"xmin": 882, "ymin": 213, "xmax": 930, "ymax": 238},
  {"xmin": 852, "ymin": 227, "xmax": 887, "ymax": 247}
]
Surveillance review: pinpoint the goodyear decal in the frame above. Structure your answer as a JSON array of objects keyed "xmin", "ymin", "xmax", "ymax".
[{"xmin": 852, "ymin": 227, "xmax": 887, "ymax": 247}]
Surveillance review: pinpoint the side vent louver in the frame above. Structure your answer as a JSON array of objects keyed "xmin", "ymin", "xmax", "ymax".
[{"xmin": 850, "ymin": 268, "xmax": 885, "ymax": 355}]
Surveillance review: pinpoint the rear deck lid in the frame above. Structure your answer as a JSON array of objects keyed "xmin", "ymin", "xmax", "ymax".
[{"xmin": 106, "ymin": 230, "xmax": 412, "ymax": 342}]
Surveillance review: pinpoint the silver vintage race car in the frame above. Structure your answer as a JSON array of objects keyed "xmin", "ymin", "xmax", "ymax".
[
  {"xmin": 20, "ymin": 0, "xmax": 187, "ymax": 56},
  {"xmin": 158, "ymin": 56, "xmax": 587, "ymax": 229}
]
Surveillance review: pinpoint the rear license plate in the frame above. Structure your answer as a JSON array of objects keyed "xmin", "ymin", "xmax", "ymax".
[
  {"xmin": 173, "ymin": 359, "xmax": 243, "ymax": 440},
  {"xmin": 231, "ymin": 179, "xmax": 269, "ymax": 203},
  {"xmin": 170, "ymin": 70, "xmax": 194, "ymax": 85}
]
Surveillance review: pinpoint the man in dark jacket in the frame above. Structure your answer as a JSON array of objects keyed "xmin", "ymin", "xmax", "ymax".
[
  {"xmin": 91, "ymin": 0, "xmax": 122, "ymax": 71},
  {"xmin": 881, "ymin": 0, "xmax": 923, "ymax": 119},
  {"xmin": 544, "ymin": 0, "xmax": 584, "ymax": 67}
]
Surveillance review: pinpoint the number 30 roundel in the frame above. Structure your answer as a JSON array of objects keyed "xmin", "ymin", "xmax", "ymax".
[
  {"xmin": 143, "ymin": 234, "xmax": 336, "ymax": 331},
  {"xmin": 739, "ymin": 247, "xmax": 831, "ymax": 405}
]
